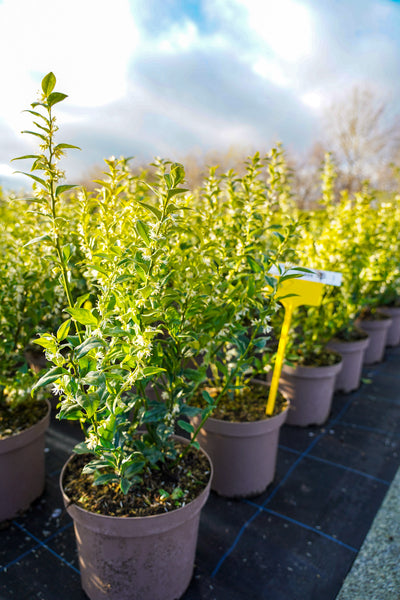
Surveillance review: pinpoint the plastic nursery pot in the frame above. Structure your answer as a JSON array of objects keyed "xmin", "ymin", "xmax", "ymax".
[
  {"xmin": 356, "ymin": 315, "xmax": 392, "ymax": 364},
  {"xmin": 326, "ymin": 335, "xmax": 370, "ymax": 393},
  {"xmin": 191, "ymin": 390, "xmax": 289, "ymax": 498},
  {"xmin": 378, "ymin": 306, "xmax": 400, "ymax": 347},
  {"xmin": 279, "ymin": 359, "xmax": 342, "ymax": 427},
  {"xmin": 60, "ymin": 436, "xmax": 212, "ymax": 600},
  {"xmin": 0, "ymin": 399, "xmax": 51, "ymax": 522}
]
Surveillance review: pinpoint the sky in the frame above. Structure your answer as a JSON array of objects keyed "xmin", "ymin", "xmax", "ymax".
[{"xmin": 1, "ymin": 0, "xmax": 400, "ymax": 187}]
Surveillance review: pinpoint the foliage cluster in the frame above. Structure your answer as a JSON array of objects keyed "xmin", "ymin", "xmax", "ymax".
[
  {"xmin": 9, "ymin": 73, "xmax": 300, "ymax": 493},
  {"xmin": 2, "ymin": 73, "xmax": 400, "ymax": 492}
]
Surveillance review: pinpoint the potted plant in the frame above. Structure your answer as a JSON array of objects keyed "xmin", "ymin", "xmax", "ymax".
[
  {"xmin": 348, "ymin": 189, "xmax": 393, "ymax": 364},
  {"xmin": 364, "ymin": 197, "xmax": 400, "ymax": 347},
  {"xmin": 276, "ymin": 295, "xmax": 343, "ymax": 426},
  {"xmin": 187, "ymin": 152, "xmax": 300, "ymax": 497},
  {"xmin": 19, "ymin": 73, "xmax": 214, "ymax": 600},
  {"xmin": 292, "ymin": 155, "xmax": 369, "ymax": 393},
  {"xmin": 0, "ymin": 194, "xmax": 57, "ymax": 521}
]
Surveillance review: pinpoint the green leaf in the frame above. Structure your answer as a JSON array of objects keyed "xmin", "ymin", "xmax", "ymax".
[
  {"xmin": 201, "ymin": 389, "xmax": 215, "ymax": 406},
  {"xmin": 23, "ymin": 109, "xmax": 49, "ymax": 123},
  {"xmin": 246, "ymin": 255, "xmax": 263, "ymax": 273},
  {"xmin": 166, "ymin": 188, "xmax": 188, "ymax": 201},
  {"xmin": 20, "ymin": 130, "xmax": 47, "ymax": 142},
  {"xmin": 182, "ymin": 368, "xmax": 206, "ymax": 383},
  {"xmin": 54, "ymin": 143, "xmax": 81, "ymax": 151},
  {"xmin": 138, "ymin": 201, "xmax": 162, "ymax": 220},
  {"xmin": 42, "ymin": 72, "xmax": 56, "ymax": 96},
  {"xmin": 73, "ymin": 441, "xmax": 89, "ymax": 454},
  {"xmin": 177, "ymin": 420, "xmax": 194, "ymax": 435},
  {"xmin": 34, "ymin": 335, "xmax": 56, "ymax": 350},
  {"xmin": 66, "ymin": 307, "xmax": 98, "ymax": 326},
  {"xmin": 123, "ymin": 460, "xmax": 146, "ymax": 478},
  {"xmin": 254, "ymin": 337, "xmax": 267, "ymax": 348},
  {"xmin": 32, "ymin": 366, "xmax": 68, "ymax": 391},
  {"xmin": 142, "ymin": 366, "xmax": 166, "ymax": 377},
  {"xmin": 279, "ymin": 272, "xmax": 303, "ymax": 282},
  {"xmin": 82, "ymin": 459, "xmax": 113, "ymax": 474},
  {"xmin": 120, "ymin": 478, "xmax": 132, "ymax": 495},
  {"xmin": 56, "ymin": 319, "xmax": 71, "ymax": 341},
  {"xmin": 81, "ymin": 395, "xmax": 100, "ymax": 419},
  {"xmin": 33, "ymin": 120, "xmax": 50, "ymax": 134},
  {"xmin": 135, "ymin": 220, "xmax": 151, "ymax": 246},
  {"xmin": 24, "ymin": 234, "xmax": 51, "ymax": 247},
  {"xmin": 55, "ymin": 184, "xmax": 78, "ymax": 196},
  {"xmin": 11, "ymin": 154, "xmax": 41, "ymax": 162},
  {"xmin": 62, "ymin": 244, "xmax": 72, "ymax": 263},
  {"xmin": 74, "ymin": 292, "xmax": 92, "ymax": 308},
  {"xmin": 47, "ymin": 92, "xmax": 68, "ymax": 107},
  {"xmin": 159, "ymin": 488, "xmax": 169, "ymax": 500},
  {"xmin": 81, "ymin": 371, "xmax": 105, "ymax": 386},
  {"xmin": 75, "ymin": 337, "xmax": 105, "ymax": 359},
  {"xmin": 13, "ymin": 171, "xmax": 46, "ymax": 186},
  {"xmin": 171, "ymin": 487, "xmax": 184, "ymax": 500},
  {"xmin": 170, "ymin": 162, "xmax": 185, "ymax": 186},
  {"xmin": 86, "ymin": 264, "xmax": 108, "ymax": 276},
  {"xmin": 181, "ymin": 404, "xmax": 201, "ymax": 417},
  {"xmin": 58, "ymin": 405, "xmax": 85, "ymax": 420},
  {"xmin": 93, "ymin": 473, "xmax": 120, "ymax": 486}
]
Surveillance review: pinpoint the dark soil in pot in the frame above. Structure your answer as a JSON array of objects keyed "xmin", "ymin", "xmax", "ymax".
[
  {"xmin": 285, "ymin": 349, "xmax": 342, "ymax": 368},
  {"xmin": 63, "ymin": 442, "xmax": 210, "ymax": 517},
  {"xmin": 0, "ymin": 398, "xmax": 51, "ymax": 522},
  {"xmin": 334, "ymin": 327, "xmax": 369, "ymax": 343},
  {"xmin": 199, "ymin": 381, "xmax": 287, "ymax": 422},
  {"xmin": 61, "ymin": 438, "xmax": 213, "ymax": 600},
  {"xmin": 0, "ymin": 398, "xmax": 48, "ymax": 439},
  {"xmin": 191, "ymin": 382, "xmax": 289, "ymax": 498}
]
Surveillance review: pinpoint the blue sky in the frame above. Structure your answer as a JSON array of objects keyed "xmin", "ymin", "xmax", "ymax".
[{"xmin": 1, "ymin": 0, "xmax": 400, "ymax": 185}]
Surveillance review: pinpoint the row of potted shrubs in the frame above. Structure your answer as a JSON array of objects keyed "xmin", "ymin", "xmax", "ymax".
[{"xmin": 1, "ymin": 73, "xmax": 400, "ymax": 600}]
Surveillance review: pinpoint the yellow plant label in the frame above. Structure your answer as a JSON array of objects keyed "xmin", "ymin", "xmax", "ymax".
[{"xmin": 265, "ymin": 265, "xmax": 342, "ymax": 417}]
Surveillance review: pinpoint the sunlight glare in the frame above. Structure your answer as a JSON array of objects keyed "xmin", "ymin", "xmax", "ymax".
[
  {"xmin": 0, "ymin": 0, "xmax": 139, "ymax": 134},
  {"xmin": 239, "ymin": 0, "xmax": 313, "ymax": 62},
  {"xmin": 301, "ymin": 91, "xmax": 324, "ymax": 110}
]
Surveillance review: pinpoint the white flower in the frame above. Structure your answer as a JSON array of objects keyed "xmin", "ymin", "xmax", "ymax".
[
  {"xmin": 52, "ymin": 383, "xmax": 63, "ymax": 396},
  {"xmin": 86, "ymin": 432, "xmax": 98, "ymax": 450}
]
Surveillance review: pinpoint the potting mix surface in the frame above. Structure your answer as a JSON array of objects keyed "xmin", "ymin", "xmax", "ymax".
[{"xmin": 1, "ymin": 345, "xmax": 400, "ymax": 600}]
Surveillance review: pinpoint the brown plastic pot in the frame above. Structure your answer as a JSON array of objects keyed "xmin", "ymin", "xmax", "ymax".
[
  {"xmin": 378, "ymin": 306, "xmax": 400, "ymax": 347},
  {"xmin": 191, "ymin": 399, "xmax": 289, "ymax": 498},
  {"xmin": 326, "ymin": 335, "xmax": 370, "ymax": 393},
  {"xmin": 60, "ymin": 437, "xmax": 212, "ymax": 600},
  {"xmin": 0, "ymin": 399, "xmax": 51, "ymax": 522},
  {"xmin": 279, "ymin": 359, "xmax": 342, "ymax": 427},
  {"xmin": 356, "ymin": 315, "xmax": 392, "ymax": 364}
]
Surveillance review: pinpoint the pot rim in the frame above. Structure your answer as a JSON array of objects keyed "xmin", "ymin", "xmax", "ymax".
[
  {"xmin": 282, "ymin": 358, "xmax": 342, "ymax": 377},
  {"xmin": 0, "ymin": 398, "xmax": 51, "ymax": 453},
  {"xmin": 192, "ymin": 401, "xmax": 289, "ymax": 435},
  {"xmin": 60, "ymin": 434, "xmax": 213, "ymax": 529},
  {"xmin": 327, "ymin": 335, "xmax": 370, "ymax": 352},
  {"xmin": 378, "ymin": 305, "xmax": 400, "ymax": 316},
  {"xmin": 357, "ymin": 317, "xmax": 393, "ymax": 330}
]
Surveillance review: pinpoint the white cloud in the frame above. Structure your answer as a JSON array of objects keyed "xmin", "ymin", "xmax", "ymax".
[
  {"xmin": 238, "ymin": 0, "xmax": 314, "ymax": 62},
  {"xmin": 1, "ymin": 0, "xmax": 400, "ymax": 183},
  {"xmin": 158, "ymin": 20, "xmax": 200, "ymax": 53},
  {"xmin": 0, "ymin": 164, "xmax": 17, "ymax": 177},
  {"xmin": 0, "ymin": 0, "xmax": 138, "ymax": 129},
  {"xmin": 301, "ymin": 91, "xmax": 325, "ymax": 111},
  {"xmin": 252, "ymin": 58, "xmax": 291, "ymax": 88}
]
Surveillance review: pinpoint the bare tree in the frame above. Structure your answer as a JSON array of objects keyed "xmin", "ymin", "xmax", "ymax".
[{"xmin": 322, "ymin": 85, "xmax": 400, "ymax": 191}]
